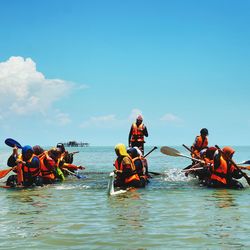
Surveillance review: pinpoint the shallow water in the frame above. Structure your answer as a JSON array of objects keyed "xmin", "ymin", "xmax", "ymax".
[{"xmin": 0, "ymin": 146, "xmax": 250, "ymax": 249}]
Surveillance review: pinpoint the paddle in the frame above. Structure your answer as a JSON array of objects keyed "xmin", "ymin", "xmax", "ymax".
[
  {"xmin": 215, "ymin": 145, "xmax": 250, "ymax": 186},
  {"xmin": 0, "ymin": 168, "xmax": 14, "ymax": 179},
  {"xmin": 182, "ymin": 144, "xmax": 201, "ymax": 159},
  {"xmin": 143, "ymin": 146, "xmax": 162, "ymax": 176},
  {"xmin": 238, "ymin": 160, "xmax": 250, "ymax": 165},
  {"xmin": 160, "ymin": 146, "xmax": 204, "ymax": 163},
  {"xmin": 239, "ymin": 166, "xmax": 250, "ymax": 171},
  {"xmin": 62, "ymin": 168, "xmax": 86, "ymax": 179},
  {"xmin": 143, "ymin": 146, "xmax": 158, "ymax": 158},
  {"xmin": 5, "ymin": 138, "xmax": 22, "ymax": 149}
]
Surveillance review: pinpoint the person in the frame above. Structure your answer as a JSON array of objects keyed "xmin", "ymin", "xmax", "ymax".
[
  {"xmin": 128, "ymin": 115, "xmax": 148, "ymax": 154},
  {"xmin": 113, "ymin": 143, "xmax": 142, "ymax": 188},
  {"xmin": 191, "ymin": 128, "xmax": 209, "ymax": 158},
  {"xmin": 57, "ymin": 143, "xmax": 73, "ymax": 164},
  {"xmin": 33, "ymin": 146, "xmax": 60, "ymax": 184},
  {"xmin": 7, "ymin": 145, "xmax": 43, "ymax": 187},
  {"xmin": 206, "ymin": 146, "xmax": 244, "ymax": 189},
  {"xmin": 127, "ymin": 147, "xmax": 148, "ymax": 186}
]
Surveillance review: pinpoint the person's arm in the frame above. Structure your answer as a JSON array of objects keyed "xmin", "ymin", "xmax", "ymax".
[
  {"xmin": 7, "ymin": 155, "xmax": 17, "ymax": 167},
  {"xmin": 143, "ymin": 125, "xmax": 148, "ymax": 137},
  {"xmin": 128, "ymin": 125, "xmax": 133, "ymax": 146}
]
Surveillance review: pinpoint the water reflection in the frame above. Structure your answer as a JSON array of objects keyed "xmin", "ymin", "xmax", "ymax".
[
  {"xmin": 108, "ymin": 189, "xmax": 148, "ymax": 231},
  {"xmin": 210, "ymin": 189, "xmax": 237, "ymax": 209}
]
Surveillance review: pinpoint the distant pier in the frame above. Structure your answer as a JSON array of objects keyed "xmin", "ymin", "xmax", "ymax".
[{"xmin": 63, "ymin": 141, "xmax": 89, "ymax": 147}]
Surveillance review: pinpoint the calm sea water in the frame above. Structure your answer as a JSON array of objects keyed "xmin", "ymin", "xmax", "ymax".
[{"xmin": 1, "ymin": 146, "xmax": 250, "ymax": 250}]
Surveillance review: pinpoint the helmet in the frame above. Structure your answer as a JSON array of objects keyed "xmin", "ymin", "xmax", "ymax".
[
  {"xmin": 200, "ymin": 128, "xmax": 208, "ymax": 136},
  {"xmin": 22, "ymin": 145, "xmax": 33, "ymax": 155},
  {"xmin": 222, "ymin": 146, "xmax": 235, "ymax": 158}
]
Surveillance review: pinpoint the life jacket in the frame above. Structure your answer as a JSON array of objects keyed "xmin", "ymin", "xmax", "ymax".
[
  {"xmin": 18, "ymin": 154, "xmax": 41, "ymax": 177},
  {"xmin": 192, "ymin": 136, "xmax": 208, "ymax": 157},
  {"xmin": 130, "ymin": 123, "xmax": 145, "ymax": 142},
  {"xmin": 114, "ymin": 156, "xmax": 140, "ymax": 184},
  {"xmin": 132, "ymin": 156, "xmax": 144, "ymax": 176},
  {"xmin": 210, "ymin": 156, "xmax": 230, "ymax": 185},
  {"xmin": 39, "ymin": 153, "xmax": 56, "ymax": 180}
]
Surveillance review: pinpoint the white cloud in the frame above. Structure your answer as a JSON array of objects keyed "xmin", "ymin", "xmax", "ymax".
[
  {"xmin": 80, "ymin": 114, "xmax": 117, "ymax": 128},
  {"xmin": 160, "ymin": 113, "xmax": 182, "ymax": 123},
  {"xmin": 55, "ymin": 112, "xmax": 71, "ymax": 125},
  {"xmin": 0, "ymin": 56, "xmax": 72, "ymax": 117}
]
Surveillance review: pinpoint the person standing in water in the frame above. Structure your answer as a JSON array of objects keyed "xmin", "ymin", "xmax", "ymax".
[{"xmin": 128, "ymin": 114, "xmax": 148, "ymax": 154}]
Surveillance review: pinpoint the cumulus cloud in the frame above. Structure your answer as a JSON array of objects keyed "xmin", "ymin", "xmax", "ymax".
[
  {"xmin": 160, "ymin": 113, "xmax": 182, "ymax": 123},
  {"xmin": 0, "ymin": 56, "xmax": 72, "ymax": 117}
]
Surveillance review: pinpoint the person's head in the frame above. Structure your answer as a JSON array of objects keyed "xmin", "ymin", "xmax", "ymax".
[
  {"xmin": 222, "ymin": 146, "xmax": 235, "ymax": 159},
  {"xmin": 127, "ymin": 147, "xmax": 138, "ymax": 158},
  {"xmin": 48, "ymin": 147, "xmax": 61, "ymax": 161},
  {"xmin": 136, "ymin": 115, "xmax": 143, "ymax": 125},
  {"xmin": 200, "ymin": 128, "xmax": 208, "ymax": 137},
  {"xmin": 115, "ymin": 143, "xmax": 128, "ymax": 157},
  {"xmin": 133, "ymin": 146, "xmax": 143, "ymax": 156},
  {"xmin": 22, "ymin": 145, "xmax": 34, "ymax": 161},
  {"xmin": 56, "ymin": 143, "xmax": 65, "ymax": 153},
  {"xmin": 33, "ymin": 145, "xmax": 44, "ymax": 156}
]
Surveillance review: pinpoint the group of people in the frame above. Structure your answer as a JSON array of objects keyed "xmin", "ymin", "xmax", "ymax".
[
  {"xmin": 113, "ymin": 114, "xmax": 150, "ymax": 188},
  {"xmin": 6, "ymin": 143, "xmax": 84, "ymax": 188},
  {"xmin": 187, "ymin": 128, "xmax": 246, "ymax": 189}
]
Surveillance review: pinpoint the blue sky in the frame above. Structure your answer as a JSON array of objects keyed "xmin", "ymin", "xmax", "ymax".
[{"xmin": 0, "ymin": 0, "xmax": 250, "ymax": 147}]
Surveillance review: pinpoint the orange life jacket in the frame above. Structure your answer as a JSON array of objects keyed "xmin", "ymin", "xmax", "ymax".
[
  {"xmin": 19, "ymin": 154, "xmax": 41, "ymax": 177},
  {"xmin": 114, "ymin": 156, "xmax": 140, "ymax": 184},
  {"xmin": 130, "ymin": 123, "xmax": 145, "ymax": 142},
  {"xmin": 210, "ymin": 156, "xmax": 229, "ymax": 184},
  {"xmin": 39, "ymin": 153, "xmax": 56, "ymax": 180}
]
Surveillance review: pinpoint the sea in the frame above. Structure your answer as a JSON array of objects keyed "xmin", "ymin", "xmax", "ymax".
[{"xmin": 0, "ymin": 145, "xmax": 250, "ymax": 250}]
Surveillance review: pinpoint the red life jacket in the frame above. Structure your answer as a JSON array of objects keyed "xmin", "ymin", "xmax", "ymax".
[{"xmin": 130, "ymin": 123, "xmax": 145, "ymax": 142}]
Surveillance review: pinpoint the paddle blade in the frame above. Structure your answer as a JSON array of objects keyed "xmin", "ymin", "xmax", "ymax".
[
  {"xmin": 238, "ymin": 160, "xmax": 250, "ymax": 165},
  {"xmin": 5, "ymin": 138, "xmax": 22, "ymax": 149},
  {"xmin": 160, "ymin": 146, "xmax": 181, "ymax": 157},
  {"xmin": 0, "ymin": 168, "xmax": 13, "ymax": 179}
]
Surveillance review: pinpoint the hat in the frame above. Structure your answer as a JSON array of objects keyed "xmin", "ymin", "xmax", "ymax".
[{"xmin": 137, "ymin": 115, "xmax": 143, "ymax": 121}]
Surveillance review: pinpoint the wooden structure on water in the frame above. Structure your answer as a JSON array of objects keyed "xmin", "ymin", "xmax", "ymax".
[{"xmin": 63, "ymin": 141, "xmax": 89, "ymax": 147}]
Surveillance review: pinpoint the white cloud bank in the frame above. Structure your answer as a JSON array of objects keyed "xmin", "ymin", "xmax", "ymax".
[{"xmin": 0, "ymin": 56, "xmax": 71, "ymax": 117}]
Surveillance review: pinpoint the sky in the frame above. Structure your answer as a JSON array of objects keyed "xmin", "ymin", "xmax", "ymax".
[{"xmin": 0, "ymin": 0, "xmax": 250, "ymax": 147}]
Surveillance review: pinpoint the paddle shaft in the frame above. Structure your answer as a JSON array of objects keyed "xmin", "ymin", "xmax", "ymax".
[
  {"xmin": 182, "ymin": 144, "xmax": 201, "ymax": 159},
  {"xmin": 215, "ymin": 145, "xmax": 250, "ymax": 185},
  {"xmin": 143, "ymin": 146, "xmax": 157, "ymax": 158}
]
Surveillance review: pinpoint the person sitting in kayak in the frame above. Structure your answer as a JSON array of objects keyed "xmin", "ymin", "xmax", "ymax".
[
  {"xmin": 7, "ymin": 145, "xmax": 43, "ymax": 187},
  {"xmin": 127, "ymin": 147, "xmax": 148, "ymax": 186},
  {"xmin": 206, "ymin": 146, "xmax": 244, "ymax": 189},
  {"xmin": 113, "ymin": 143, "xmax": 142, "ymax": 188},
  {"xmin": 191, "ymin": 128, "xmax": 209, "ymax": 158}
]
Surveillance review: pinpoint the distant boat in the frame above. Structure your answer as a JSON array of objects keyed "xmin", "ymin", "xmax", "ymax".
[{"xmin": 63, "ymin": 141, "xmax": 89, "ymax": 147}]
